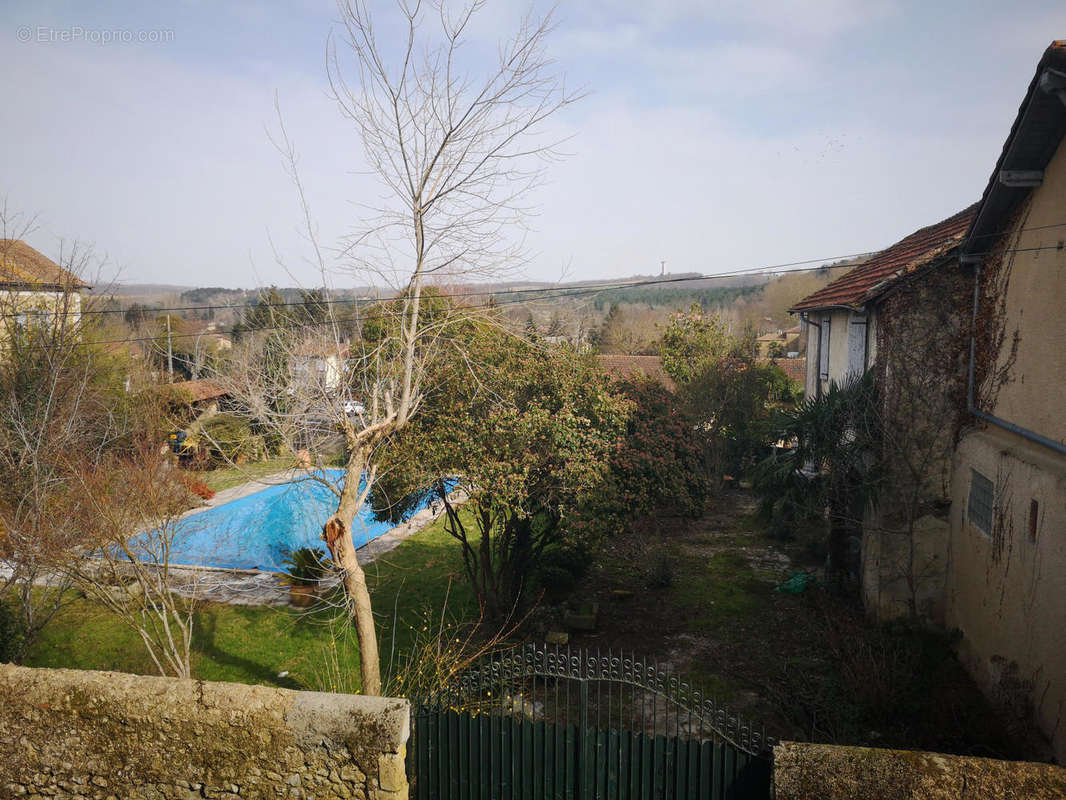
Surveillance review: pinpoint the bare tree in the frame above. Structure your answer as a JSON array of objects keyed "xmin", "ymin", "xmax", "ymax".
[
  {"xmin": 213, "ymin": 1, "xmax": 577, "ymax": 695},
  {"xmin": 58, "ymin": 450, "xmax": 206, "ymax": 678}
]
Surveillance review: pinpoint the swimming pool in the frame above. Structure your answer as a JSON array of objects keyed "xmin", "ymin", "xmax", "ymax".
[{"xmin": 151, "ymin": 470, "xmax": 428, "ymax": 572}]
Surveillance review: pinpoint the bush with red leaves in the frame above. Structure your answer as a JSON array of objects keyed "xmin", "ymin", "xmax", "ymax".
[{"xmin": 181, "ymin": 476, "xmax": 216, "ymax": 501}]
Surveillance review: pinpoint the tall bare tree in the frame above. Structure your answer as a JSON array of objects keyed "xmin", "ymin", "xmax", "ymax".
[{"xmin": 216, "ymin": 0, "xmax": 577, "ymax": 695}]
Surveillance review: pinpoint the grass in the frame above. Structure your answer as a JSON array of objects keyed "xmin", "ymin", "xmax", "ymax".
[
  {"xmin": 22, "ymin": 512, "xmax": 476, "ymax": 693},
  {"xmin": 194, "ymin": 457, "xmax": 299, "ymax": 492},
  {"xmin": 673, "ymin": 550, "xmax": 769, "ymax": 628}
]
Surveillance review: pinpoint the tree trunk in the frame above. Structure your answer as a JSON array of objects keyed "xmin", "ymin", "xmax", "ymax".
[{"xmin": 323, "ymin": 461, "xmax": 382, "ymax": 696}]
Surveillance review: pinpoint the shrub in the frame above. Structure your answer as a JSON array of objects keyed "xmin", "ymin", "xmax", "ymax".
[
  {"xmin": 533, "ymin": 541, "xmax": 592, "ymax": 599},
  {"xmin": 200, "ymin": 414, "xmax": 262, "ymax": 466},
  {"xmin": 181, "ymin": 476, "xmax": 216, "ymax": 501},
  {"xmin": 0, "ymin": 594, "xmax": 26, "ymax": 663},
  {"xmin": 682, "ymin": 358, "xmax": 799, "ymax": 479},
  {"xmin": 608, "ymin": 378, "xmax": 710, "ymax": 519}
]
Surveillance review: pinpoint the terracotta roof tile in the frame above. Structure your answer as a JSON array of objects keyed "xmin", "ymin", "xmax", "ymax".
[
  {"xmin": 791, "ymin": 204, "xmax": 978, "ymax": 312},
  {"xmin": 165, "ymin": 379, "xmax": 227, "ymax": 404},
  {"xmin": 0, "ymin": 239, "xmax": 90, "ymax": 290},
  {"xmin": 761, "ymin": 357, "xmax": 806, "ymax": 385}
]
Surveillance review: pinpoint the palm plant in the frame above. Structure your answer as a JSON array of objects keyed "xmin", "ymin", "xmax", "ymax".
[
  {"xmin": 753, "ymin": 372, "xmax": 881, "ymax": 585},
  {"xmin": 280, "ymin": 547, "xmax": 333, "ymax": 587}
]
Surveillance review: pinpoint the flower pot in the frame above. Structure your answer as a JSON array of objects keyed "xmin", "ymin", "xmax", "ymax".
[{"xmin": 289, "ymin": 583, "xmax": 316, "ymax": 608}]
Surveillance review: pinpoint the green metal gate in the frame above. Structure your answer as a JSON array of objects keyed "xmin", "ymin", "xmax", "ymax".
[{"xmin": 409, "ymin": 645, "xmax": 773, "ymax": 799}]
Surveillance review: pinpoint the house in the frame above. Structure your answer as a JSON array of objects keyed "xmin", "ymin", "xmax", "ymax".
[
  {"xmin": 291, "ymin": 339, "xmax": 349, "ymax": 393},
  {"xmin": 0, "ymin": 239, "xmax": 90, "ymax": 335},
  {"xmin": 755, "ymin": 326, "xmax": 801, "ymax": 358},
  {"xmin": 790, "ymin": 205, "xmax": 977, "ymax": 401},
  {"xmin": 790, "ymin": 207, "xmax": 980, "ymax": 620},
  {"xmin": 944, "ymin": 41, "xmax": 1066, "ymax": 763}
]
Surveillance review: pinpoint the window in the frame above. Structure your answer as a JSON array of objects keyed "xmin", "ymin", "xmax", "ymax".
[
  {"xmin": 13, "ymin": 309, "xmax": 52, "ymax": 329},
  {"xmin": 967, "ymin": 469, "xmax": 994, "ymax": 535}
]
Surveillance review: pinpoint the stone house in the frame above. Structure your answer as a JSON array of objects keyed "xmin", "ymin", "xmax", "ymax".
[
  {"xmin": 755, "ymin": 326, "xmax": 801, "ymax": 358},
  {"xmin": 789, "ymin": 40, "xmax": 1066, "ymax": 761},
  {"xmin": 790, "ymin": 206, "xmax": 978, "ymax": 620},
  {"xmin": 945, "ymin": 40, "xmax": 1066, "ymax": 764}
]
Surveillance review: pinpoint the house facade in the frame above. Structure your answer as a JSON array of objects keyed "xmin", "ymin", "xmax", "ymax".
[
  {"xmin": 789, "ymin": 41, "xmax": 1066, "ymax": 761},
  {"xmin": 291, "ymin": 340, "xmax": 349, "ymax": 393},
  {"xmin": 755, "ymin": 326, "xmax": 801, "ymax": 358},
  {"xmin": 0, "ymin": 239, "xmax": 89, "ymax": 339},
  {"xmin": 945, "ymin": 41, "xmax": 1066, "ymax": 763}
]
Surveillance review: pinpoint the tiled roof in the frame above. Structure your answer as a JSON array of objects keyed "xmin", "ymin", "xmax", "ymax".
[
  {"xmin": 0, "ymin": 239, "xmax": 91, "ymax": 290},
  {"xmin": 791, "ymin": 204, "xmax": 978, "ymax": 312},
  {"xmin": 756, "ymin": 331, "xmax": 787, "ymax": 342},
  {"xmin": 762, "ymin": 357, "xmax": 806, "ymax": 385},
  {"xmin": 596, "ymin": 355, "xmax": 676, "ymax": 390},
  {"xmin": 165, "ymin": 379, "xmax": 227, "ymax": 404}
]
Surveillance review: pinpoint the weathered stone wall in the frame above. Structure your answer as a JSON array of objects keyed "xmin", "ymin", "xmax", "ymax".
[
  {"xmin": 773, "ymin": 741, "xmax": 1066, "ymax": 800},
  {"xmin": 0, "ymin": 665, "xmax": 409, "ymax": 800}
]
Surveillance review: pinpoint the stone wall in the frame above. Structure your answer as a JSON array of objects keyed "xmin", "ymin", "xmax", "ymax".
[
  {"xmin": 773, "ymin": 741, "xmax": 1066, "ymax": 800},
  {"xmin": 0, "ymin": 665, "xmax": 409, "ymax": 800}
]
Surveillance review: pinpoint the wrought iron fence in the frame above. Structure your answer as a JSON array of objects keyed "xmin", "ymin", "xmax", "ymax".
[
  {"xmin": 414, "ymin": 643, "xmax": 774, "ymax": 757},
  {"xmin": 409, "ymin": 644, "xmax": 776, "ymax": 800}
]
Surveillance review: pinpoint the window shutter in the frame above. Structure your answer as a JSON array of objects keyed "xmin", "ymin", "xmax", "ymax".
[
  {"xmin": 819, "ymin": 316, "xmax": 831, "ymax": 380},
  {"xmin": 847, "ymin": 315, "xmax": 867, "ymax": 376}
]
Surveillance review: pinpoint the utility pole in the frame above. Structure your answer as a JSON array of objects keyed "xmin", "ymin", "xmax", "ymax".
[{"xmin": 166, "ymin": 314, "xmax": 174, "ymax": 380}]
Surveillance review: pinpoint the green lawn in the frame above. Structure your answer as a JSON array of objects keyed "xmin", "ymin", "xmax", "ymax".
[
  {"xmin": 23, "ymin": 513, "xmax": 476, "ymax": 693},
  {"xmin": 194, "ymin": 457, "xmax": 299, "ymax": 492}
]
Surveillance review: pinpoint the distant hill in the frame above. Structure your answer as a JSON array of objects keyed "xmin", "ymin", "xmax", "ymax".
[
  {"xmin": 732, "ymin": 258, "xmax": 867, "ymax": 331},
  {"xmin": 90, "ymin": 283, "xmax": 194, "ymax": 296},
  {"xmin": 88, "ymin": 261, "xmax": 862, "ymax": 338}
]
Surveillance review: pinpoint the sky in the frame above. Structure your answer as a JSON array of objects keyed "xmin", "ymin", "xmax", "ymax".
[{"xmin": 1, "ymin": 0, "xmax": 1064, "ymax": 289}]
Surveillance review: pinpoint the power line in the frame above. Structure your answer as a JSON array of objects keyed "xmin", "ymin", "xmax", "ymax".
[
  {"xmin": 8, "ymin": 214, "xmax": 1066, "ymax": 323},
  {"xmin": 8, "ymin": 249, "xmax": 883, "ymax": 321},
  {"xmin": 0, "ymin": 240, "xmax": 1061, "ymax": 355},
  {"xmin": 12, "ymin": 213, "xmax": 1066, "ymax": 325}
]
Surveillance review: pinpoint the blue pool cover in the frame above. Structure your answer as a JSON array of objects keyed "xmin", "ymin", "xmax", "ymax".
[{"xmin": 145, "ymin": 469, "xmax": 432, "ymax": 572}]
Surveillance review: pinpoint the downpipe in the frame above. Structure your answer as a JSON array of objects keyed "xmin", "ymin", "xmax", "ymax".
[{"xmin": 966, "ymin": 263, "xmax": 1066, "ymax": 456}]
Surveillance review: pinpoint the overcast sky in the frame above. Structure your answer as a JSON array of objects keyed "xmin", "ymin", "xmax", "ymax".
[{"xmin": 1, "ymin": 1, "xmax": 1063, "ymax": 289}]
